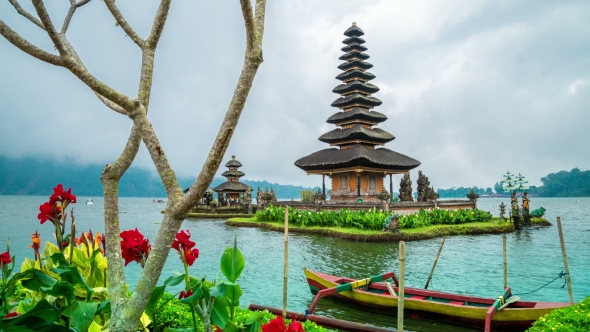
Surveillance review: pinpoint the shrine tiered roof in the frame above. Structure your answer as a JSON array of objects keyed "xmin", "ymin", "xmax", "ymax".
[
  {"xmin": 221, "ymin": 170, "xmax": 245, "ymax": 178},
  {"xmin": 319, "ymin": 125, "xmax": 394, "ymax": 145},
  {"xmin": 294, "ymin": 23, "xmax": 420, "ymax": 174},
  {"xmin": 326, "ymin": 108, "xmax": 387, "ymax": 124},
  {"xmin": 295, "ymin": 145, "xmax": 420, "ymax": 172}
]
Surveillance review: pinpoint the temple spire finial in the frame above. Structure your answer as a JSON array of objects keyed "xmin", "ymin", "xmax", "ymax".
[{"xmin": 352, "ymin": 21, "xmax": 356, "ymax": 26}]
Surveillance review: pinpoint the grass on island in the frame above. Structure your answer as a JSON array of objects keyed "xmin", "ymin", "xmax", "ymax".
[{"xmin": 225, "ymin": 217, "xmax": 539, "ymax": 242}]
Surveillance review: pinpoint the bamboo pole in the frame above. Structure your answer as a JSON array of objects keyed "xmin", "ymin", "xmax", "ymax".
[
  {"xmin": 282, "ymin": 206, "xmax": 289, "ymax": 318},
  {"xmin": 398, "ymin": 241, "xmax": 405, "ymax": 332},
  {"xmin": 556, "ymin": 217, "xmax": 574, "ymax": 303},
  {"xmin": 424, "ymin": 236, "xmax": 445, "ymax": 289},
  {"xmin": 503, "ymin": 234, "xmax": 507, "ymax": 289}
]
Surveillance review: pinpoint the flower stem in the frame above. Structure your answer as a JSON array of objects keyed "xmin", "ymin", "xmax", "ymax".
[{"xmin": 183, "ymin": 253, "xmax": 199, "ymax": 332}]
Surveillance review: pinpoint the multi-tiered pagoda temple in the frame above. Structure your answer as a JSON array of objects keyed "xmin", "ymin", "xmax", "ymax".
[
  {"xmin": 213, "ymin": 156, "xmax": 250, "ymax": 204},
  {"xmin": 295, "ymin": 23, "xmax": 421, "ymax": 202}
]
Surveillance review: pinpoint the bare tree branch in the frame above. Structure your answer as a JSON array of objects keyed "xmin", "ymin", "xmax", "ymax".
[
  {"xmin": 96, "ymin": 94, "xmax": 128, "ymax": 115},
  {"xmin": 0, "ymin": 19, "xmax": 63, "ymax": 66},
  {"xmin": 104, "ymin": 0, "xmax": 146, "ymax": 48},
  {"xmin": 7, "ymin": 0, "xmax": 45, "ymax": 30},
  {"xmin": 239, "ymin": 0, "xmax": 255, "ymax": 50},
  {"xmin": 31, "ymin": 0, "xmax": 69, "ymax": 56},
  {"xmin": 146, "ymin": 0, "xmax": 171, "ymax": 50},
  {"xmin": 61, "ymin": 0, "xmax": 92, "ymax": 34}
]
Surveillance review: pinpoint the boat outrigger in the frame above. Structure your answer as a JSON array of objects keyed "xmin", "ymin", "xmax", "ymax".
[{"xmin": 304, "ymin": 268, "xmax": 571, "ymax": 331}]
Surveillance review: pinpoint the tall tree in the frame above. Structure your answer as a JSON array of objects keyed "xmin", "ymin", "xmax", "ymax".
[{"xmin": 0, "ymin": 0, "xmax": 266, "ymax": 330}]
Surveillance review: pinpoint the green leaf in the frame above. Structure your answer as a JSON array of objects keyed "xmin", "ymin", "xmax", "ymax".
[
  {"xmin": 20, "ymin": 257, "xmax": 37, "ymax": 273},
  {"xmin": 224, "ymin": 284, "xmax": 242, "ymax": 307},
  {"xmin": 87, "ymin": 321, "xmax": 103, "ymax": 332},
  {"xmin": 40, "ymin": 280, "xmax": 76, "ymax": 301},
  {"xmin": 96, "ymin": 299, "xmax": 111, "ymax": 315},
  {"xmin": 163, "ymin": 328, "xmax": 194, "ymax": 332},
  {"xmin": 179, "ymin": 287, "xmax": 203, "ymax": 305},
  {"xmin": 48, "ymin": 253, "xmax": 67, "ymax": 267},
  {"xmin": 71, "ymin": 247, "xmax": 89, "ymax": 270},
  {"xmin": 145, "ymin": 285, "xmax": 166, "ymax": 320},
  {"xmin": 42, "ymin": 242, "xmax": 61, "ymax": 270},
  {"xmin": 19, "ymin": 269, "xmax": 57, "ymax": 292},
  {"xmin": 209, "ymin": 284, "xmax": 226, "ymax": 298},
  {"xmin": 163, "ymin": 274, "xmax": 186, "ymax": 287},
  {"xmin": 51, "ymin": 266, "xmax": 93, "ymax": 295},
  {"xmin": 62, "ymin": 301, "xmax": 98, "ymax": 332},
  {"xmin": 210, "ymin": 296, "xmax": 230, "ymax": 328},
  {"xmin": 219, "ymin": 237, "xmax": 245, "ymax": 283},
  {"xmin": 0, "ymin": 299, "xmax": 60, "ymax": 330},
  {"xmin": 222, "ymin": 321, "xmax": 241, "ymax": 332}
]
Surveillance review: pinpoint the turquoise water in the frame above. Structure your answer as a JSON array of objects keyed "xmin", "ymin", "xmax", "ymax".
[{"xmin": 0, "ymin": 195, "xmax": 588, "ymax": 331}]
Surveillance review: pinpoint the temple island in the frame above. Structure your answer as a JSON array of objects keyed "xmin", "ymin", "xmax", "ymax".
[{"xmin": 289, "ymin": 23, "xmax": 474, "ymax": 213}]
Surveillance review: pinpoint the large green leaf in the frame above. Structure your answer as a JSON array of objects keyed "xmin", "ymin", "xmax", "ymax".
[
  {"xmin": 224, "ymin": 284, "xmax": 242, "ymax": 307},
  {"xmin": 0, "ymin": 299, "xmax": 60, "ymax": 330},
  {"xmin": 219, "ymin": 237, "xmax": 245, "ymax": 283},
  {"xmin": 145, "ymin": 285, "xmax": 166, "ymax": 320},
  {"xmin": 209, "ymin": 284, "xmax": 226, "ymax": 298},
  {"xmin": 163, "ymin": 274, "xmax": 186, "ymax": 287},
  {"xmin": 87, "ymin": 321, "xmax": 103, "ymax": 332},
  {"xmin": 179, "ymin": 287, "xmax": 203, "ymax": 305},
  {"xmin": 51, "ymin": 265, "xmax": 93, "ymax": 296},
  {"xmin": 71, "ymin": 246, "xmax": 89, "ymax": 270},
  {"xmin": 19, "ymin": 269, "xmax": 57, "ymax": 292},
  {"xmin": 40, "ymin": 280, "xmax": 76, "ymax": 301},
  {"xmin": 42, "ymin": 242, "xmax": 61, "ymax": 270},
  {"xmin": 62, "ymin": 301, "xmax": 98, "ymax": 332},
  {"xmin": 209, "ymin": 296, "xmax": 230, "ymax": 328}
]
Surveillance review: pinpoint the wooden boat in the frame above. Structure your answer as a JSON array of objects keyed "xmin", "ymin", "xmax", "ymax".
[{"xmin": 304, "ymin": 268, "xmax": 571, "ymax": 331}]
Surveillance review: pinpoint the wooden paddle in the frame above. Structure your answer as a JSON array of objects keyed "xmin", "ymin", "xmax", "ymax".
[{"xmin": 498, "ymin": 295, "xmax": 520, "ymax": 311}]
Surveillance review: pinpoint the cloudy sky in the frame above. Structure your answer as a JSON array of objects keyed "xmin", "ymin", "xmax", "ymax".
[{"xmin": 1, "ymin": 0, "xmax": 589, "ymax": 190}]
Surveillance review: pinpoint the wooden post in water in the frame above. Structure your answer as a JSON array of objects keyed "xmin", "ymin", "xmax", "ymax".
[
  {"xmin": 398, "ymin": 241, "xmax": 406, "ymax": 332},
  {"xmin": 556, "ymin": 217, "xmax": 574, "ymax": 303},
  {"xmin": 424, "ymin": 237, "xmax": 445, "ymax": 289},
  {"xmin": 283, "ymin": 206, "xmax": 289, "ymax": 317},
  {"xmin": 503, "ymin": 234, "xmax": 508, "ymax": 289}
]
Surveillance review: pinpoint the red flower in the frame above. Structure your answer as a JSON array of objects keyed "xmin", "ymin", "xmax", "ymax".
[
  {"xmin": 3, "ymin": 312, "xmax": 19, "ymax": 319},
  {"xmin": 214, "ymin": 326, "xmax": 222, "ymax": 332},
  {"xmin": 120, "ymin": 229, "xmax": 151, "ymax": 267},
  {"xmin": 49, "ymin": 184, "xmax": 77, "ymax": 205},
  {"xmin": 37, "ymin": 201, "xmax": 61, "ymax": 224},
  {"xmin": 172, "ymin": 230, "xmax": 195, "ymax": 251},
  {"xmin": 262, "ymin": 316, "xmax": 304, "ymax": 332},
  {"xmin": 184, "ymin": 248, "xmax": 200, "ymax": 266},
  {"xmin": 0, "ymin": 251, "xmax": 11, "ymax": 266},
  {"xmin": 178, "ymin": 290, "xmax": 194, "ymax": 300},
  {"xmin": 172, "ymin": 230, "xmax": 199, "ymax": 266}
]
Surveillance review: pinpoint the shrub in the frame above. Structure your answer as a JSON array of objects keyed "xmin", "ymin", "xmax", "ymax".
[
  {"xmin": 527, "ymin": 296, "xmax": 590, "ymax": 332},
  {"xmin": 255, "ymin": 205, "xmax": 492, "ymax": 231}
]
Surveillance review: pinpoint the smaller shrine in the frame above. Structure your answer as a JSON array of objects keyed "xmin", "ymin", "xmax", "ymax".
[{"xmin": 213, "ymin": 156, "xmax": 251, "ymax": 206}]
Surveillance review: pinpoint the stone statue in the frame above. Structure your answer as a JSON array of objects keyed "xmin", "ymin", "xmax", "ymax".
[
  {"xmin": 417, "ymin": 170, "xmax": 432, "ymax": 202},
  {"xmin": 398, "ymin": 173, "xmax": 413, "ymax": 202},
  {"xmin": 426, "ymin": 186, "xmax": 440, "ymax": 202},
  {"xmin": 382, "ymin": 213, "xmax": 400, "ymax": 233},
  {"xmin": 467, "ymin": 188, "xmax": 479, "ymax": 203},
  {"xmin": 376, "ymin": 189, "xmax": 391, "ymax": 203},
  {"xmin": 244, "ymin": 187, "xmax": 252, "ymax": 205},
  {"xmin": 269, "ymin": 187, "xmax": 277, "ymax": 202},
  {"xmin": 510, "ymin": 191, "xmax": 519, "ymax": 216},
  {"xmin": 522, "ymin": 192, "xmax": 531, "ymax": 226},
  {"xmin": 313, "ymin": 188, "xmax": 326, "ymax": 204},
  {"xmin": 499, "ymin": 202, "xmax": 506, "ymax": 220},
  {"xmin": 256, "ymin": 186, "xmax": 262, "ymax": 204}
]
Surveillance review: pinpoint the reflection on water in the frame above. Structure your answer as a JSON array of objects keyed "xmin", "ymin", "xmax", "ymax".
[{"xmin": 1, "ymin": 196, "xmax": 589, "ymax": 331}]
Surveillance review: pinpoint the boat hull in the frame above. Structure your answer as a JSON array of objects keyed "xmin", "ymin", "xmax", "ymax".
[{"xmin": 305, "ymin": 268, "xmax": 570, "ymax": 331}]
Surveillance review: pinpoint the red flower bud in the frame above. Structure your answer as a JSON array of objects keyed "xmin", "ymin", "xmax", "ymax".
[
  {"xmin": 179, "ymin": 290, "xmax": 194, "ymax": 300},
  {"xmin": 3, "ymin": 312, "xmax": 19, "ymax": 319},
  {"xmin": 0, "ymin": 251, "xmax": 11, "ymax": 266}
]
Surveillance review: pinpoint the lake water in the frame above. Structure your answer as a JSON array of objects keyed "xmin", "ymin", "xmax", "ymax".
[{"xmin": 0, "ymin": 195, "xmax": 588, "ymax": 331}]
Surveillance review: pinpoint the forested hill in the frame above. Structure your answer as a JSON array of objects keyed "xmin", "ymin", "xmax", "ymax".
[
  {"xmin": 0, "ymin": 156, "xmax": 317, "ymax": 199},
  {"xmin": 436, "ymin": 168, "xmax": 590, "ymax": 197}
]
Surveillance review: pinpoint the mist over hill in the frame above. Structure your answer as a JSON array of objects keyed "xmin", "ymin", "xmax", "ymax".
[{"xmin": 0, "ymin": 156, "xmax": 317, "ymax": 199}]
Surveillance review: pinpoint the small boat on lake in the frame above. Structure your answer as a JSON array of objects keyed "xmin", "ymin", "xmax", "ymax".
[
  {"xmin": 304, "ymin": 268, "xmax": 571, "ymax": 331},
  {"xmin": 86, "ymin": 198, "xmax": 94, "ymax": 205}
]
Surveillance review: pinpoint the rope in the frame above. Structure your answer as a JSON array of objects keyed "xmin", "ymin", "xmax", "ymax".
[
  {"xmin": 303, "ymin": 309, "xmax": 309, "ymax": 321},
  {"xmin": 512, "ymin": 271, "xmax": 569, "ymax": 296}
]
